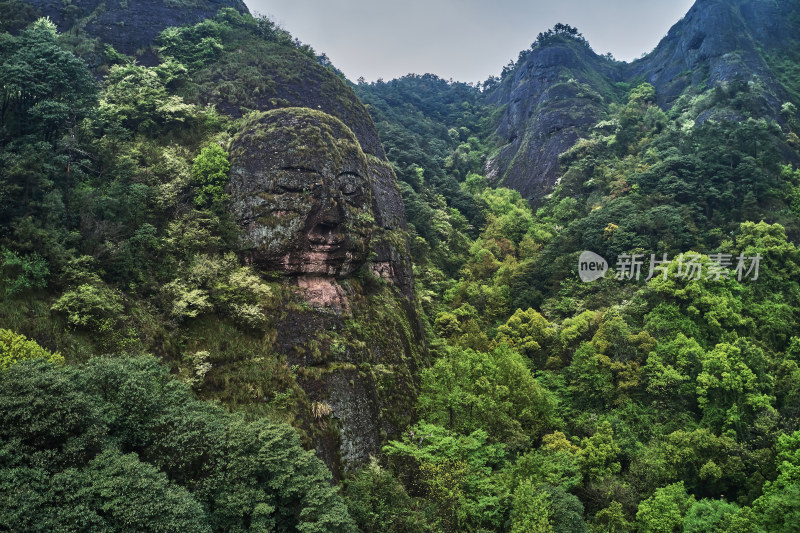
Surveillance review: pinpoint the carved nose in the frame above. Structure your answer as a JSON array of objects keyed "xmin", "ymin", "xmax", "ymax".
[
  {"xmin": 309, "ymin": 197, "xmax": 344, "ymax": 245},
  {"xmin": 318, "ymin": 197, "xmax": 343, "ymax": 226}
]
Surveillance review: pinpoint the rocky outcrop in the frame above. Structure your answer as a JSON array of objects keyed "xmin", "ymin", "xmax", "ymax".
[
  {"xmin": 485, "ymin": 37, "xmax": 621, "ymax": 201},
  {"xmin": 229, "ymin": 109, "xmax": 375, "ymax": 280},
  {"xmin": 190, "ymin": 38, "xmax": 387, "ymax": 160},
  {"xmin": 21, "ymin": 0, "xmax": 248, "ymax": 54},
  {"xmin": 486, "ymin": 0, "xmax": 799, "ymax": 203},
  {"xmin": 625, "ymin": 0, "xmax": 791, "ymax": 112},
  {"xmin": 17, "ymin": 0, "xmax": 424, "ymax": 475},
  {"xmin": 223, "ymin": 55, "xmax": 423, "ymax": 473}
]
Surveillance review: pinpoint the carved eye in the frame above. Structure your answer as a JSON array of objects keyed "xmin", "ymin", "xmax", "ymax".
[
  {"xmin": 275, "ymin": 178, "xmax": 305, "ymax": 193},
  {"xmin": 275, "ymin": 167, "xmax": 317, "ymax": 193},
  {"xmin": 338, "ymin": 172, "xmax": 363, "ymax": 196},
  {"xmin": 281, "ymin": 166, "xmax": 317, "ymax": 174}
]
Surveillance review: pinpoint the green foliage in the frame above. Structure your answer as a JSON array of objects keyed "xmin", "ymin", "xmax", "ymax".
[
  {"xmin": 752, "ymin": 429, "xmax": 800, "ymax": 532},
  {"xmin": 564, "ymin": 309, "xmax": 654, "ymax": 409},
  {"xmin": 0, "ymin": 18, "xmax": 97, "ymax": 140},
  {"xmin": 354, "ymin": 74, "xmax": 490, "ymax": 277},
  {"xmin": 158, "ymin": 21, "xmax": 224, "ymax": 70},
  {"xmin": 696, "ymin": 341, "xmax": 775, "ymax": 435},
  {"xmin": 51, "ymin": 283, "xmax": 125, "ymax": 330},
  {"xmin": 162, "ymin": 253, "xmax": 273, "ymax": 328},
  {"xmin": 643, "ymin": 333, "xmax": 702, "ymax": 409},
  {"xmin": 542, "ymin": 484, "xmax": 588, "ymax": 533},
  {"xmin": 384, "ymin": 422, "xmax": 507, "ymax": 531},
  {"xmin": 683, "ymin": 498, "xmax": 739, "ymax": 533},
  {"xmin": 0, "ymin": 328, "xmax": 63, "ymax": 369},
  {"xmin": 511, "ymin": 434, "xmax": 583, "ymax": 492},
  {"xmin": 0, "ymin": 247, "xmax": 48, "ymax": 296},
  {"xmin": 0, "ymin": 0, "xmax": 39, "ymax": 33},
  {"xmin": 356, "ymin": 58, "xmax": 800, "ymax": 525},
  {"xmin": 191, "ymin": 143, "xmax": 230, "ymax": 207},
  {"xmin": 216, "ymin": 418, "xmax": 358, "ymax": 532},
  {"xmin": 418, "ymin": 344, "xmax": 555, "ymax": 450},
  {"xmin": 343, "ymin": 459, "xmax": 430, "ymax": 533},
  {"xmin": 635, "ymin": 482, "xmax": 695, "ymax": 533},
  {"xmin": 534, "ymin": 23, "xmax": 589, "ymax": 48},
  {"xmin": 511, "ymin": 479, "xmax": 553, "ymax": 533},
  {"xmin": 495, "ymin": 308, "xmax": 557, "ymax": 367},
  {"xmin": 592, "ymin": 501, "xmax": 632, "ymax": 533},
  {"xmin": 99, "ymin": 61, "xmax": 202, "ymax": 135},
  {"xmin": 579, "ymin": 420, "xmax": 621, "ymax": 482},
  {"xmin": 0, "ymin": 357, "xmax": 357, "ymax": 532},
  {"xmin": 53, "ymin": 448, "xmax": 212, "ymax": 533},
  {"xmin": 629, "ymin": 428, "xmax": 748, "ymax": 502}
]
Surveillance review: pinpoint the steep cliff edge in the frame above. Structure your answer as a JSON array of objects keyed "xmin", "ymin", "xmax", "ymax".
[
  {"xmin": 486, "ymin": 0, "xmax": 800, "ymax": 203},
  {"xmin": 484, "ymin": 33, "xmax": 622, "ymax": 201}
]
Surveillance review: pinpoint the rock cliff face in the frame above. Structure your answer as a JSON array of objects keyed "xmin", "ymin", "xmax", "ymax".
[
  {"xmin": 214, "ymin": 31, "xmax": 423, "ymax": 472},
  {"xmin": 485, "ymin": 38, "xmax": 621, "ymax": 201},
  {"xmin": 21, "ymin": 0, "xmax": 248, "ymax": 54},
  {"xmin": 486, "ymin": 0, "xmax": 800, "ymax": 203},
  {"xmin": 190, "ymin": 37, "xmax": 387, "ymax": 160},
  {"xmin": 625, "ymin": 0, "xmax": 792, "ymax": 113},
  {"xmin": 227, "ymin": 107, "xmax": 423, "ymax": 472},
  {"xmin": 15, "ymin": 0, "xmax": 423, "ymax": 474},
  {"xmin": 229, "ymin": 109, "xmax": 376, "ymax": 280}
]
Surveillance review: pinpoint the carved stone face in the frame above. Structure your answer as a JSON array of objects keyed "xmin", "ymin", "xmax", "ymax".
[{"xmin": 229, "ymin": 108, "xmax": 375, "ymax": 277}]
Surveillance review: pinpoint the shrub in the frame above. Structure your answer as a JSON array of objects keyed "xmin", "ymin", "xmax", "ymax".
[{"xmin": 0, "ymin": 328, "xmax": 63, "ymax": 369}]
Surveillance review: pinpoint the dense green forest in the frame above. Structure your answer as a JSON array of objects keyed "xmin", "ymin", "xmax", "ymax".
[
  {"xmin": 353, "ymin": 70, "xmax": 800, "ymax": 532},
  {"xmin": 2, "ymin": 1, "xmax": 800, "ymax": 532}
]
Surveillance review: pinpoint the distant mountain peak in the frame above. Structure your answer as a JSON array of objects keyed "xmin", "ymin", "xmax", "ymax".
[{"xmin": 486, "ymin": 0, "xmax": 800, "ymax": 202}]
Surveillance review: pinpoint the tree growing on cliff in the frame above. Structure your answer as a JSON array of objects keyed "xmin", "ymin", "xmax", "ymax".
[
  {"xmin": 0, "ymin": 18, "xmax": 97, "ymax": 140},
  {"xmin": 534, "ymin": 23, "xmax": 588, "ymax": 48},
  {"xmin": 191, "ymin": 144, "xmax": 230, "ymax": 208}
]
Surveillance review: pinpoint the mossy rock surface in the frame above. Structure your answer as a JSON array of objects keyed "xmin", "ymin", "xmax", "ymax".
[
  {"xmin": 192, "ymin": 37, "xmax": 386, "ymax": 158},
  {"xmin": 274, "ymin": 276, "xmax": 424, "ymax": 472},
  {"xmin": 21, "ymin": 0, "xmax": 248, "ymax": 53}
]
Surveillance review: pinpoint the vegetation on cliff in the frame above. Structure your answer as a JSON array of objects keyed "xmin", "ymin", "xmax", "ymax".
[
  {"xmin": 348, "ymin": 11, "xmax": 800, "ymax": 530},
  {"xmin": 2, "ymin": 1, "xmax": 800, "ymax": 532}
]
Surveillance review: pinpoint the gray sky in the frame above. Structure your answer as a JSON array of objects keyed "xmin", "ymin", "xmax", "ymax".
[{"xmin": 244, "ymin": 0, "xmax": 695, "ymax": 83}]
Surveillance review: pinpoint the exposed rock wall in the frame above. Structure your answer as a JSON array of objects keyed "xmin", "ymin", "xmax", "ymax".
[
  {"xmin": 22, "ymin": 0, "xmax": 248, "ymax": 54},
  {"xmin": 625, "ymin": 0, "xmax": 790, "ymax": 112},
  {"xmin": 220, "ymin": 52, "xmax": 424, "ymax": 473},
  {"xmin": 485, "ymin": 39, "xmax": 621, "ymax": 201},
  {"xmin": 17, "ymin": 0, "xmax": 424, "ymax": 475},
  {"xmin": 486, "ymin": 0, "xmax": 799, "ymax": 203},
  {"xmin": 192, "ymin": 39, "xmax": 387, "ymax": 159}
]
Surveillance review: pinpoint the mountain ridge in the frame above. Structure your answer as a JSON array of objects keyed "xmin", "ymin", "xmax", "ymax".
[{"xmin": 485, "ymin": 0, "xmax": 800, "ymax": 202}]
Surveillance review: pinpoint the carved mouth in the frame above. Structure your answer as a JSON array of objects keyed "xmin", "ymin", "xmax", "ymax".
[{"xmin": 309, "ymin": 243, "xmax": 342, "ymax": 252}]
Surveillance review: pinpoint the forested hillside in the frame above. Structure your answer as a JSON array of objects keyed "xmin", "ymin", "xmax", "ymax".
[{"xmin": 2, "ymin": 0, "xmax": 800, "ymax": 531}]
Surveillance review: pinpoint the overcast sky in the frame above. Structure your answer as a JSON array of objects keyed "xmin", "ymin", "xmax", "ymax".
[{"xmin": 244, "ymin": 0, "xmax": 695, "ymax": 83}]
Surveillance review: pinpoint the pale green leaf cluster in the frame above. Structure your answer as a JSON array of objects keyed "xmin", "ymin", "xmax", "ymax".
[
  {"xmin": 0, "ymin": 328, "xmax": 63, "ymax": 369},
  {"xmin": 164, "ymin": 253, "xmax": 272, "ymax": 328}
]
